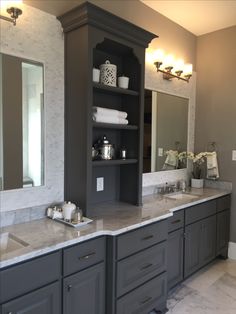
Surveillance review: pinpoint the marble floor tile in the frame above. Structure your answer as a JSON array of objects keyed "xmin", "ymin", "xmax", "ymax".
[{"xmin": 167, "ymin": 259, "xmax": 236, "ymax": 314}]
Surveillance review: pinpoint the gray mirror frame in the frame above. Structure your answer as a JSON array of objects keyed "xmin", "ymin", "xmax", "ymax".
[{"xmin": 143, "ymin": 62, "xmax": 196, "ymax": 188}]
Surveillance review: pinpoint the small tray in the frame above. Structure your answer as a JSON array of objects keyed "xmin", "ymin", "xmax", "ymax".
[{"xmin": 50, "ymin": 216, "xmax": 93, "ymax": 228}]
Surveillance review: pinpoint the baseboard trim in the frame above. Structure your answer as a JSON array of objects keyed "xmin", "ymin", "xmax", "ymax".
[{"xmin": 228, "ymin": 242, "xmax": 236, "ymax": 260}]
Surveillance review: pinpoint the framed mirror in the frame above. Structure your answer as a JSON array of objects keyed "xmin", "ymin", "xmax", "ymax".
[
  {"xmin": 0, "ymin": 53, "xmax": 44, "ymax": 191},
  {"xmin": 143, "ymin": 89, "xmax": 189, "ymax": 173}
]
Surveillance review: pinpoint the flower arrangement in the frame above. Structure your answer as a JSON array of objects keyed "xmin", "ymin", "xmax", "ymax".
[{"xmin": 186, "ymin": 151, "xmax": 208, "ymax": 179}]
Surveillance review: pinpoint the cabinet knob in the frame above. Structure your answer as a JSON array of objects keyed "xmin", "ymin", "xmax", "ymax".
[{"xmin": 67, "ymin": 284, "xmax": 73, "ymax": 291}]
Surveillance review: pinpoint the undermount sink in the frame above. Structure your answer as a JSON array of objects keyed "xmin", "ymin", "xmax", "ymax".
[
  {"xmin": 0, "ymin": 232, "xmax": 29, "ymax": 255},
  {"xmin": 165, "ymin": 192, "xmax": 200, "ymax": 201}
]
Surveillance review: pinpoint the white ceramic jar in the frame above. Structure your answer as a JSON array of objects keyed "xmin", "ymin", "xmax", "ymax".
[
  {"xmin": 118, "ymin": 76, "xmax": 129, "ymax": 89},
  {"xmin": 62, "ymin": 201, "xmax": 76, "ymax": 221}
]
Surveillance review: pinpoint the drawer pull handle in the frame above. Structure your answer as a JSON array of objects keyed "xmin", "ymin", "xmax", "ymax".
[
  {"xmin": 142, "ymin": 235, "xmax": 154, "ymax": 241},
  {"xmin": 140, "ymin": 296, "xmax": 152, "ymax": 305},
  {"xmin": 140, "ymin": 263, "xmax": 153, "ymax": 271},
  {"xmin": 78, "ymin": 252, "xmax": 96, "ymax": 260},
  {"xmin": 171, "ymin": 219, "xmax": 181, "ymax": 224}
]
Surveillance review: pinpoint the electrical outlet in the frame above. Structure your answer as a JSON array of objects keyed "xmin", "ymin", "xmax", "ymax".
[
  {"xmin": 96, "ymin": 177, "xmax": 104, "ymax": 192},
  {"xmin": 232, "ymin": 150, "xmax": 236, "ymax": 161},
  {"xmin": 158, "ymin": 148, "xmax": 164, "ymax": 157}
]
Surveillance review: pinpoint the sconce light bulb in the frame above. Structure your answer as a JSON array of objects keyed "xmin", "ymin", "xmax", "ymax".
[
  {"xmin": 153, "ymin": 49, "xmax": 164, "ymax": 63},
  {"xmin": 183, "ymin": 63, "xmax": 193, "ymax": 75},
  {"xmin": 163, "ymin": 54, "xmax": 174, "ymax": 68},
  {"xmin": 145, "ymin": 48, "xmax": 155, "ymax": 65},
  {"xmin": 174, "ymin": 59, "xmax": 184, "ymax": 72}
]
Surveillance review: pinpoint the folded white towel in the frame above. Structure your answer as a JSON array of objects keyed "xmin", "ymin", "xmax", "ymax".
[
  {"xmin": 93, "ymin": 114, "xmax": 128, "ymax": 125},
  {"xmin": 93, "ymin": 106, "xmax": 128, "ymax": 119},
  {"xmin": 206, "ymin": 152, "xmax": 219, "ymax": 179},
  {"xmin": 162, "ymin": 150, "xmax": 178, "ymax": 170}
]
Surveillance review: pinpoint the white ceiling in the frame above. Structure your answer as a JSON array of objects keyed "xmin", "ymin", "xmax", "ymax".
[{"xmin": 141, "ymin": 0, "xmax": 236, "ymax": 36}]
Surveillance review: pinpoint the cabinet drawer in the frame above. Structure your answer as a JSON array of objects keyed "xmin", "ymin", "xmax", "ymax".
[
  {"xmin": 116, "ymin": 272, "xmax": 167, "ymax": 314},
  {"xmin": 63, "ymin": 237, "xmax": 105, "ymax": 276},
  {"xmin": 217, "ymin": 195, "xmax": 231, "ymax": 213},
  {"xmin": 0, "ymin": 251, "xmax": 61, "ymax": 304},
  {"xmin": 117, "ymin": 242, "xmax": 166, "ymax": 297},
  {"xmin": 185, "ymin": 200, "xmax": 216, "ymax": 225},
  {"xmin": 168, "ymin": 210, "xmax": 184, "ymax": 233},
  {"xmin": 117, "ymin": 220, "xmax": 167, "ymax": 260}
]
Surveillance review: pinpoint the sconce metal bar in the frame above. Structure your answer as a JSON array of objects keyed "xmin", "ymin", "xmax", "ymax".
[
  {"xmin": 154, "ymin": 61, "xmax": 192, "ymax": 83},
  {"xmin": 0, "ymin": 7, "xmax": 22, "ymax": 26}
]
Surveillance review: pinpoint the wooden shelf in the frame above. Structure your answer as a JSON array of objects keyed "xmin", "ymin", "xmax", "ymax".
[
  {"xmin": 93, "ymin": 122, "xmax": 138, "ymax": 130},
  {"xmin": 93, "ymin": 82, "xmax": 139, "ymax": 96},
  {"xmin": 92, "ymin": 159, "xmax": 138, "ymax": 166}
]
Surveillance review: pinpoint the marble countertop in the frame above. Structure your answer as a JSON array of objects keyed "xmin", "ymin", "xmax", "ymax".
[{"xmin": 0, "ymin": 188, "xmax": 231, "ymax": 269}]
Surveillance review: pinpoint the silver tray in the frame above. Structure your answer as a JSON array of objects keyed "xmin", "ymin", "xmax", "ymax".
[{"xmin": 49, "ymin": 216, "xmax": 93, "ymax": 228}]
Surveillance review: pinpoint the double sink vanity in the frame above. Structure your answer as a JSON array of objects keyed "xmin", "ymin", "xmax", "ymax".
[{"xmin": 0, "ymin": 188, "xmax": 231, "ymax": 314}]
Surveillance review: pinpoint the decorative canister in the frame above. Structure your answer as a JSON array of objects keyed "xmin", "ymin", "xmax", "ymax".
[
  {"xmin": 62, "ymin": 201, "xmax": 76, "ymax": 221},
  {"xmin": 100, "ymin": 60, "xmax": 117, "ymax": 87}
]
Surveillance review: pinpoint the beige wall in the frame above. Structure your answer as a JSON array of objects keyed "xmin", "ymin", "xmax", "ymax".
[
  {"xmin": 195, "ymin": 26, "xmax": 236, "ymax": 242},
  {"xmin": 90, "ymin": 0, "xmax": 197, "ymax": 68}
]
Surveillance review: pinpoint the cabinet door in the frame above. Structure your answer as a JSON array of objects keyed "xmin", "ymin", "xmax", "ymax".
[
  {"xmin": 184, "ymin": 221, "xmax": 202, "ymax": 277},
  {"xmin": 200, "ymin": 215, "xmax": 216, "ymax": 266},
  {"xmin": 217, "ymin": 210, "xmax": 230, "ymax": 255},
  {"xmin": 167, "ymin": 229, "xmax": 184, "ymax": 290},
  {"xmin": 1, "ymin": 282, "xmax": 60, "ymax": 314},
  {"xmin": 63, "ymin": 262, "xmax": 105, "ymax": 314}
]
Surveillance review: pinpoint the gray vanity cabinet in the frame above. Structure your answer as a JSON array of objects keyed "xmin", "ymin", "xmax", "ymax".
[
  {"xmin": 107, "ymin": 220, "xmax": 168, "ymax": 314},
  {"xmin": 216, "ymin": 195, "xmax": 231, "ymax": 257},
  {"xmin": 217, "ymin": 210, "xmax": 230, "ymax": 257},
  {"xmin": 1, "ymin": 282, "xmax": 60, "ymax": 314},
  {"xmin": 167, "ymin": 210, "xmax": 184, "ymax": 290},
  {"xmin": 184, "ymin": 210, "xmax": 217, "ymax": 277},
  {"xmin": 63, "ymin": 237, "xmax": 106, "ymax": 314},
  {"xmin": 0, "ymin": 252, "xmax": 61, "ymax": 314},
  {"xmin": 63, "ymin": 263, "xmax": 105, "ymax": 314},
  {"xmin": 167, "ymin": 229, "xmax": 184, "ymax": 290}
]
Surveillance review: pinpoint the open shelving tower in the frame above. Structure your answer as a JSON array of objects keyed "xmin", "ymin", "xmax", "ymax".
[{"xmin": 58, "ymin": 2, "xmax": 157, "ymax": 216}]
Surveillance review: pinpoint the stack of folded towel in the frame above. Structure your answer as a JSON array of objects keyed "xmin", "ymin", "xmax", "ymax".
[
  {"xmin": 92, "ymin": 106, "xmax": 128, "ymax": 125},
  {"xmin": 206, "ymin": 151, "xmax": 219, "ymax": 180}
]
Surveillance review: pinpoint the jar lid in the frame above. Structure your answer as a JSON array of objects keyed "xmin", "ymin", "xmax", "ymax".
[{"xmin": 101, "ymin": 135, "xmax": 109, "ymax": 144}]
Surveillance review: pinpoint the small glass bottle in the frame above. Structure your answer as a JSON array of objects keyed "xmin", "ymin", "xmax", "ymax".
[{"xmin": 73, "ymin": 207, "xmax": 83, "ymax": 224}]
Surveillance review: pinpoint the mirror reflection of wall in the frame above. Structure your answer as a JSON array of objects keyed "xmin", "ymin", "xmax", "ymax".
[
  {"xmin": 0, "ymin": 53, "xmax": 44, "ymax": 191},
  {"xmin": 143, "ymin": 90, "xmax": 189, "ymax": 173}
]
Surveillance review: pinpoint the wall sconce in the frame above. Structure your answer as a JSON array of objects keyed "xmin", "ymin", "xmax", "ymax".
[
  {"xmin": 146, "ymin": 49, "xmax": 192, "ymax": 82},
  {"xmin": 0, "ymin": 0, "xmax": 23, "ymax": 26}
]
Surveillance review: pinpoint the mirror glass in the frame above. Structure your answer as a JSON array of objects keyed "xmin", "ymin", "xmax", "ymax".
[
  {"xmin": 0, "ymin": 53, "xmax": 44, "ymax": 191},
  {"xmin": 143, "ymin": 89, "xmax": 188, "ymax": 173}
]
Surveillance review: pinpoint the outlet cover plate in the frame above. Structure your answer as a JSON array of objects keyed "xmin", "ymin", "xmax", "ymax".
[{"xmin": 96, "ymin": 177, "xmax": 104, "ymax": 191}]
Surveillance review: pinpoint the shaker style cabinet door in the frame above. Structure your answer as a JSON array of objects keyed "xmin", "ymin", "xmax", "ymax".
[
  {"xmin": 167, "ymin": 228, "xmax": 184, "ymax": 290},
  {"xmin": 200, "ymin": 215, "xmax": 216, "ymax": 266},
  {"xmin": 217, "ymin": 210, "xmax": 230, "ymax": 256},
  {"xmin": 63, "ymin": 262, "xmax": 105, "ymax": 314},
  {"xmin": 184, "ymin": 221, "xmax": 202, "ymax": 277},
  {"xmin": 1, "ymin": 282, "xmax": 60, "ymax": 314}
]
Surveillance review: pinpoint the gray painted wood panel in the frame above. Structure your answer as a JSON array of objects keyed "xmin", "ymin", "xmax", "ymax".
[
  {"xmin": 0, "ymin": 251, "xmax": 61, "ymax": 304},
  {"xmin": 1, "ymin": 282, "xmax": 60, "ymax": 314},
  {"xmin": 167, "ymin": 228, "xmax": 184, "ymax": 290},
  {"xmin": 116, "ymin": 242, "xmax": 166, "ymax": 297},
  {"xmin": 63, "ymin": 262, "xmax": 105, "ymax": 314},
  {"xmin": 117, "ymin": 220, "xmax": 167, "ymax": 260}
]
